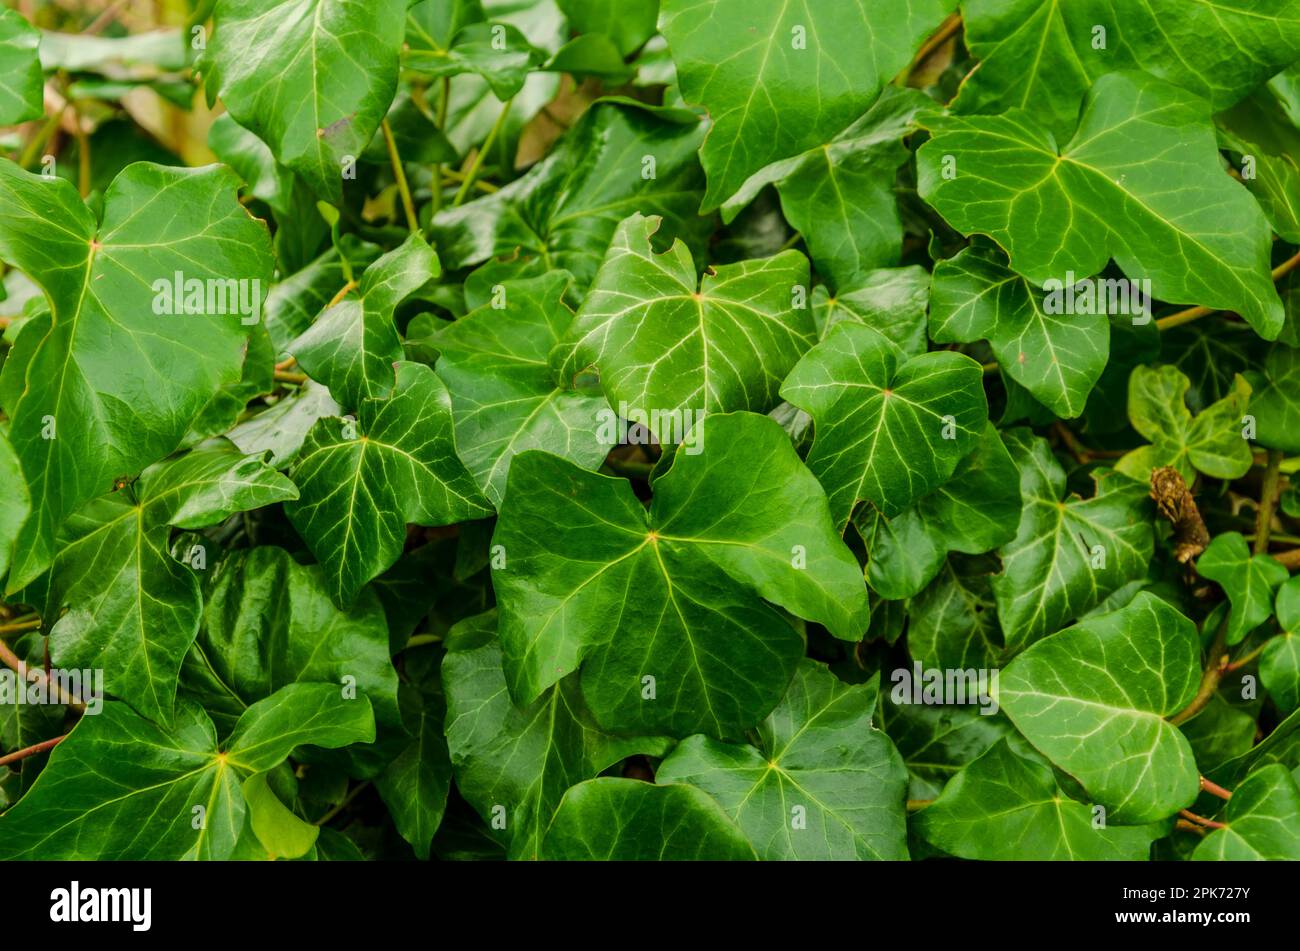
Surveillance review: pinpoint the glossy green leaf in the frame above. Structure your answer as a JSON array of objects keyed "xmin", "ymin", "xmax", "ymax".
[
  {"xmin": 1263, "ymin": 576, "xmax": 1300, "ymax": 715},
  {"xmin": 992, "ymin": 430, "xmax": 1154, "ymax": 651},
  {"xmin": 558, "ymin": 214, "xmax": 814, "ymax": 439},
  {"xmin": 658, "ymin": 661, "xmax": 909, "ymax": 860},
  {"xmin": 557, "ymin": 0, "xmax": 658, "ymax": 56},
  {"xmin": 287, "ymin": 361, "xmax": 491, "ymax": 606},
  {"xmin": 493, "ymin": 412, "xmax": 869, "ymax": 737},
  {"xmin": 813, "ymin": 266, "xmax": 931, "ymax": 358},
  {"xmin": 541, "ymin": 777, "xmax": 756, "ymax": 860},
  {"xmin": 1217, "ymin": 85, "xmax": 1300, "ymax": 244},
  {"xmin": 997, "ymin": 592, "xmax": 1201, "ymax": 824},
  {"xmin": 405, "ymin": 21, "xmax": 544, "ymax": 99},
  {"xmin": 374, "ymin": 687, "xmax": 452, "ymax": 860},
  {"xmin": 242, "ymin": 771, "xmax": 318, "ymax": 859},
  {"xmin": 0, "ymin": 160, "xmax": 274, "ymax": 592},
  {"xmin": 782, "ymin": 321, "xmax": 987, "ymax": 527},
  {"xmin": 878, "ymin": 697, "xmax": 1015, "ymax": 800},
  {"xmin": 1192, "ymin": 764, "xmax": 1300, "ymax": 860},
  {"xmin": 1249, "ymin": 344, "xmax": 1300, "ymax": 452},
  {"xmin": 660, "ymin": 0, "xmax": 957, "ymax": 211},
  {"xmin": 919, "ymin": 71, "xmax": 1284, "ymax": 339},
  {"xmin": 0, "ymin": 8, "xmax": 42, "ymax": 126},
  {"xmin": 1197, "ymin": 532, "xmax": 1288, "ymax": 645},
  {"xmin": 0, "ymin": 431, "xmax": 29, "ymax": 584}
]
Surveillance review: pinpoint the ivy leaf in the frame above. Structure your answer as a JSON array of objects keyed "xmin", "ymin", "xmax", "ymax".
[
  {"xmin": 431, "ymin": 100, "xmax": 708, "ymax": 289},
  {"xmin": 557, "ymin": 214, "xmax": 814, "ymax": 439},
  {"xmin": 855, "ymin": 423, "xmax": 1020, "ymax": 599},
  {"xmin": 659, "ymin": 0, "xmax": 957, "ymax": 211},
  {"xmin": 0, "ymin": 8, "xmax": 42, "ymax": 125},
  {"xmin": 721, "ymin": 86, "xmax": 936, "ymax": 291},
  {"xmin": 40, "ymin": 445, "xmax": 297, "ymax": 724},
  {"xmin": 0, "ymin": 431, "xmax": 29, "ymax": 583},
  {"xmin": 556, "ymin": 0, "xmax": 658, "ymax": 57},
  {"xmin": 0, "ymin": 684, "xmax": 373, "ymax": 859},
  {"xmin": 781, "ymin": 321, "xmax": 987, "ymax": 527},
  {"xmin": 540, "ymin": 777, "xmax": 756, "ymax": 860},
  {"xmin": 955, "ymin": 0, "xmax": 1300, "ymax": 141},
  {"xmin": 227, "ymin": 379, "xmax": 341, "ymax": 468},
  {"xmin": 263, "ymin": 237, "xmax": 382, "ymax": 353},
  {"xmin": 930, "ymin": 246, "xmax": 1108, "ymax": 419},
  {"xmin": 287, "ymin": 361, "xmax": 491, "ymax": 607},
  {"xmin": 405, "ymin": 21, "xmax": 544, "ymax": 99},
  {"xmin": 905, "ymin": 557, "xmax": 1005, "ymax": 671},
  {"xmin": 291, "ymin": 234, "xmax": 439, "ymax": 412},
  {"xmin": 0, "ymin": 160, "xmax": 274, "ymax": 592},
  {"xmin": 1263, "ymin": 577, "xmax": 1300, "ymax": 715},
  {"xmin": 433, "ymin": 272, "xmax": 612, "ymax": 508},
  {"xmin": 919, "ymin": 71, "xmax": 1284, "ymax": 339},
  {"xmin": 1217, "ymin": 86, "xmax": 1300, "ymax": 244},
  {"xmin": 1196, "ymin": 532, "xmax": 1288, "ymax": 646},
  {"xmin": 374, "ymin": 687, "xmax": 452, "ymax": 860},
  {"xmin": 1192, "ymin": 764, "xmax": 1300, "ymax": 860},
  {"xmin": 493, "ymin": 412, "xmax": 869, "ymax": 737},
  {"xmin": 443, "ymin": 629, "xmax": 671, "ymax": 860},
  {"xmin": 913, "ymin": 739, "xmax": 1166, "ymax": 860},
  {"xmin": 1116, "ymin": 365, "xmax": 1253, "ymax": 484},
  {"xmin": 658, "ymin": 661, "xmax": 909, "ymax": 860},
  {"xmin": 204, "ymin": 0, "xmax": 408, "ymax": 200},
  {"xmin": 241, "ymin": 772, "xmax": 318, "ymax": 860},
  {"xmin": 997, "ymin": 592, "xmax": 1202, "ymax": 824},
  {"xmin": 1248, "ymin": 344, "xmax": 1300, "ymax": 452},
  {"xmin": 182, "ymin": 545, "xmax": 400, "ymax": 741},
  {"xmin": 992, "ymin": 430, "xmax": 1154, "ymax": 651},
  {"xmin": 813, "ymin": 266, "xmax": 931, "ymax": 358},
  {"xmin": 878, "ymin": 697, "xmax": 1015, "ymax": 800}
]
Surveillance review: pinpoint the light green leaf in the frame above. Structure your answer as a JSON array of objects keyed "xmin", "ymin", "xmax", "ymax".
[
  {"xmin": 287, "ymin": 361, "xmax": 491, "ymax": 607},
  {"xmin": 997, "ymin": 592, "xmax": 1202, "ymax": 824},
  {"xmin": 1192, "ymin": 764, "xmax": 1300, "ymax": 860},
  {"xmin": 992, "ymin": 430, "xmax": 1154, "ymax": 651},
  {"xmin": 781, "ymin": 321, "xmax": 987, "ymax": 527},
  {"xmin": 557, "ymin": 0, "xmax": 658, "ymax": 56},
  {"xmin": 443, "ymin": 629, "xmax": 671, "ymax": 860},
  {"xmin": 813, "ymin": 266, "xmax": 931, "ymax": 358},
  {"xmin": 204, "ymin": 0, "xmax": 408, "ymax": 200},
  {"xmin": 541, "ymin": 777, "xmax": 756, "ymax": 860},
  {"xmin": 291, "ymin": 234, "xmax": 439, "ymax": 412},
  {"xmin": 557, "ymin": 214, "xmax": 813, "ymax": 440},
  {"xmin": 242, "ymin": 771, "xmax": 319, "ymax": 860},
  {"xmin": 0, "ymin": 160, "xmax": 274, "ymax": 592},
  {"xmin": 914, "ymin": 739, "xmax": 1165, "ymax": 860},
  {"xmin": 658, "ymin": 661, "xmax": 909, "ymax": 860},
  {"xmin": 1197, "ymin": 532, "xmax": 1288, "ymax": 645},
  {"xmin": 919, "ymin": 71, "xmax": 1284, "ymax": 339},
  {"xmin": 227, "ymin": 379, "xmax": 342, "ymax": 468},
  {"xmin": 660, "ymin": 0, "xmax": 957, "ymax": 211},
  {"xmin": 433, "ymin": 272, "xmax": 612, "ymax": 508},
  {"xmin": 493, "ymin": 412, "xmax": 869, "ymax": 737},
  {"xmin": 405, "ymin": 21, "xmax": 544, "ymax": 99},
  {"xmin": 1249, "ymin": 344, "xmax": 1300, "ymax": 452},
  {"xmin": 0, "ymin": 8, "xmax": 42, "ymax": 126},
  {"xmin": 930, "ymin": 245, "xmax": 1108, "ymax": 419},
  {"xmin": 1263, "ymin": 576, "xmax": 1300, "ymax": 715},
  {"xmin": 0, "ymin": 431, "xmax": 29, "ymax": 584}
]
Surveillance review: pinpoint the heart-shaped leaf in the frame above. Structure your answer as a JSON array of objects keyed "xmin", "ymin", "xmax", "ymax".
[
  {"xmin": 1196, "ymin": 532, "xmax": 1288, "ymax": 645},
  {"xmin": 1262, "ymin": 577, "xmax": 1300, "ymax": 715}
]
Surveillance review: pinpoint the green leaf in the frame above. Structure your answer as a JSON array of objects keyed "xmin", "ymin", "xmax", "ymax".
[
  {"xmin": 813, "ymin": 266, "xmax": 931, "ymax": 357},
  {"xmin": 1249, "ymin": 343, "xmax": 1300, "ymax": 452},
  {"xmin": 660, "ymin": 0, "xmax": 957, "ymax": 211},
  {"xmin": 204, "ymin": 0, "xmax": 408, "ymax": 200},
  {"xmin": 1192, "ymin": 764, "xmax": 1300, "ymax": 860},
  {"xmin": 1116, "ymin": 366, "xmax": 1253, "ymax": 484},
  {"xmin": 287, "ymin": 361, "xmax": 491, "ymax": 607},
  {"xmin": 913, "ymin": 739, "xmax": 1165, "ymax": 860},
  {"xmin": 493, "ymin": 412, "xmax": 869, "ymax": 737},
  {"xmin": 658, "ymin": 661, "xmax": 909, "ymax": 860},
  {"xmin": 781, "ymin": 321, "xmax": 987, "ymax": 527},
  {"xmin": 443, "ymin": 630, "xmax": 671, "ymax": 860},
  {"xmin": 40, "ymin": 445, "xmax": 296, "ymax": 724},
  {"xmin": 955, "ymin": 0, "xmax": 1300, "ymax": 141},
  {"xmin": 430, "ymin": 100, "xmax": 708, "ymax": 289},
  {"xmin": 292, "ymin": 234, "xmax": 439, "ymax": 412},
  {"xmin": 1196, "ymin": 532, "xmax": 1288, "ymax": 645},
  {"xmin": 433, "ymin": 272, "xmax": 612, "ymax": 507},
  {"xmin": 905, "ymin": 557, "xmax": 1005, "ymax": 670},
  {"xmin": 1263, "ymin": 577, "xmax": 1300, "ymax": 715},
  {"xmin": 0, "ymin": 684, "xmax": 372, "ymax": 859},
  {"xmin": 242, "ymin": 771, "xmax": 318, "ymax": 860},
  {"xmin": 919, "ymin": 71, "xmax": 1284, "ymax": 339},
  {"xmin": 0, "ymin": 8, "xmax": 42, "ymax": 126},
  {"xmin": 997, "ymin": 592, "xmax": 1202, "ymax": 824},
  {"xmin": 1217, "ymin": 85, "xmax": 1300, "ymax": 244},
  {"xmin": 556, "ymin": 0, "xmax": 658, "ymax": 57},
  {"xmin": 540, "ymin": 777, "xmax": 756, "ymax": 860},
  {"xmin": 930, "ymin": 245, "xmax": 1108, "ymax": 419},
  {"xmin": 0, "ymin": 160, "xmax": 274, "ymax": 591},
  {"xmin": 557, "ymin": 214, "xmax": 814, "ymax": 439},
  {"xmin": 227, "ymin": 379, "xmax": 341, "ymax": 467},
  {"xmin": 405, "ymin": 21, "xmax": 544, "ymax": 99},
  {"xmin": 0, "ymin": 430, "xmax": 29, "ymax": 584},
  {"xmin": 878, "ymin": 696, "xmax": 1015, "ymax": 800},
  {"xmin": 992, "ymin": 430, "xmax": 1154, "ymax": 651},
  {"xmin": 374, "ymin": 687, "xmax": 452, "ymax": 860},
  {"xmin": 722, "ymin": 86, "xmax": 936, "ymax": 290}
]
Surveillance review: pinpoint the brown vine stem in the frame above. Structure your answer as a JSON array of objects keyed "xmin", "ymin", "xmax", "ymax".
[
  {"xmin": 1168, "ymin": 614, "xmax": 1230, "ymax": 726},
  {"xmin": 1274, "ymin": 548, "xmax": 1300, "ymax": 570},
  {"xmin": 1178, "ymin": 808, "xmax": 1226, "ymax": 830},
  {"xmin": 1254, "ymin": 449, "xmax": 1284, "ymax": 555},
  {"xmin": 1155, "ymin": 247, "xmax": 1300, "ymax": 331},
  {"xmin": 1175, "ymin": 819, "xmax": 1207, "ymax": 836},
  {"xmin": 381, "ymin": 118, "xmax": 419, "ymax": 234},
  {"xmin": 1200, "ymin": 776, "xmax": 1233, "ymax": 801},
  {"xmin": 273, "ymin": 370, "xmax": 308, "ymax": 385},
  {"xmin": 0, "ymin": 633, "xmax": 85, "ymax": 712},
  {"xmin": 0, "ymin": 734, "xmax": 67, "ymax": 768}
]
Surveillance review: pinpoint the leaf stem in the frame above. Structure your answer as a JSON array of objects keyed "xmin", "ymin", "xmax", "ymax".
[
  {"xmin": 0, "ymin": 734, "xmax": 67, "ymax": 768},
  {"xmin": 0, "ymin": 617, "xmax": 42, "ymax": 636},
  {"xmin": 1178, "ymin": 808, "xmax": 1226, "ymax": 830},
  {"xmin": 905, "ymin": 799, "xmax": 933, "ymax": 812},
  {"xmin": 326, "ymin": 280, "xmax": 357, "ymax": 309},
  {"xmin": 1168, "ymin": 614, "xmax": 1230, "ymax": 726},
  {"xmin": 1254, "ymin": 449, "xmax": 1284, "ymax": 555},
  {"xmin": 452, "ymin": 98, "xmax": 512, "ymax": 208},
  {"xmin": 18, "ymin": 103, "xmax": 68, "ymax": 169},
  {"xmin": 1155, "ymin": 247, "xmax": 1300, "ymax": 331},
  {"xmin": 381, "ymin": 118, "xmax": 419, "ymax": 233},
  {"xmin": 1225, "ymin": 641, "xmax": 1269, "ymax": 672},
  {"xmin": 314, "ymin": 780, "xmax": 371, "ymax": 826},
  {"xmin": 0, "ymin": 633, "xmax": 86, "ymax": 711},
  {"xmin": 274, "ymin": 370, "xmax": 308, "ymax": 385},
  {"xmin": 1199, "ymin": 776, "xmax": 1233, "ymax": 801}
]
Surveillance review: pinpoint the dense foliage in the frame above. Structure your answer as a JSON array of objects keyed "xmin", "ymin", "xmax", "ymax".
[{"xmin": 1, "ymin": 0, "xmax": 1299, "ymax": 862}]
